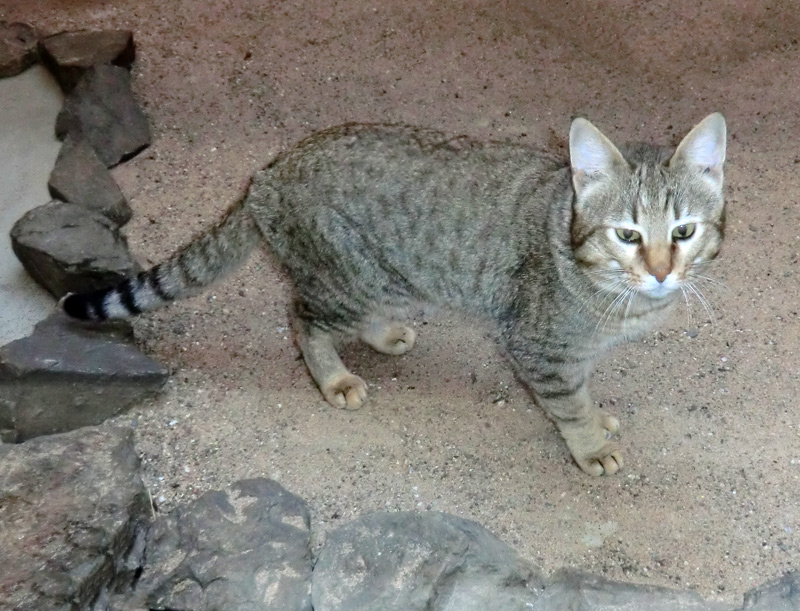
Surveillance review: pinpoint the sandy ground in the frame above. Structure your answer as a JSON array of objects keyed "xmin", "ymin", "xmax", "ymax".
[{"xmin": 3, "ymin": 0, "xmax": 800, "ymax": 604}]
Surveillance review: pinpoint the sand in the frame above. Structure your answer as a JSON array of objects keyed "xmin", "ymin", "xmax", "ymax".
[{"xmin": 3, "ymin": 0, "xmax": 799, "ymax": 604}]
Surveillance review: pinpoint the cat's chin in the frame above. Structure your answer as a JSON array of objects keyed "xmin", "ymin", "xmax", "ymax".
[{"xmin": 641, "ymin": 284, "xmax": 679, "ymax": 300}]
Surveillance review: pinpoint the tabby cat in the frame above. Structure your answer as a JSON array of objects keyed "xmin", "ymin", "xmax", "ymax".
[{"xmin": 62, "ymin": 114, "xmax": 727, "ymax": 476}]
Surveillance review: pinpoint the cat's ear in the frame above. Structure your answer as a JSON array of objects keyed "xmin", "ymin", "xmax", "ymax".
[
  {"xmin": 670, "ymin": 113, "xmax": 726, "ymax": 193},
  {"xmin": 569, "ymin": 117, "xmax": 629, "ymax": 201}
]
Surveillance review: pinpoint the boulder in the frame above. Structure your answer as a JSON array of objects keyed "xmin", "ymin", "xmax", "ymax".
[
  {"xmin": 10, "ymin": 201, "xmax": 139, "ymax": 298},
  {"xmin": 0, "ymin": 313, "xmax": 168, "ymax": 442},
  {"xmin": 0, "ymin": 425, "xmax": 149, "ymax": 610},
  {"xmin": 312, "ymin": 511, "xmax": 543, "ymax": 611},
  {"xmin": 532, "ymin": 569, "xmax": 729, "ymax": 611},
  {"xmin": 39, "ymin": 29, "xmax": 135, "ymax": 93},
  {"xmin": 0, "ymin": 22, "xmax": 38, "ymax": 78},
  {"xmin": 49, "ymin": 136, "xmax": 132, "ymax": 225},
  {"xmin": 55, "ymin": 64, "xmax": 150, "ymax": 167},
  {"xmin": 740, "ymin": 571, "xmax": 800, "ymax": 610},
  {"xmin": 123, "ymin": 478, "xmax": 313, "ymax": 611}
]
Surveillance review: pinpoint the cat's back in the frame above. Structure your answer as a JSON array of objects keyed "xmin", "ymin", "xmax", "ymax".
[{"xmin": 250, "ymin": 123, "xmax": 563, "ymax": 229}]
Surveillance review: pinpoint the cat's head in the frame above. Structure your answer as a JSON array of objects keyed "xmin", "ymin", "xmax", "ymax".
[{"xmin": 568, "ymin": 113, "xmax": 726, "ymax": 303}]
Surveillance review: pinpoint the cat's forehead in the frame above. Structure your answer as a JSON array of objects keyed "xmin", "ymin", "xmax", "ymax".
[{"xmin": 615, "ymin": 144, "xmax": 704, "ymax": 220}]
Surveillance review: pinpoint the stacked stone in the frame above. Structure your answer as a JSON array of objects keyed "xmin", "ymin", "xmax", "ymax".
[{"xmin": 0, "ymin": 27, "xmax": 166, "ymax": 445}]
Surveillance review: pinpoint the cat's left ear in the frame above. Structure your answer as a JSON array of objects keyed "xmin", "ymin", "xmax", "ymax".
[{"xmin": 670, "ymin": 112, "xmax": 727, "ymax": 193}]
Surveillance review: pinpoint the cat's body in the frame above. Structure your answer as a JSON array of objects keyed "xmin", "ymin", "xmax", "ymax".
[{"xmin": 62, "ymin": 115, "xmax": 727, "ymax": 476}]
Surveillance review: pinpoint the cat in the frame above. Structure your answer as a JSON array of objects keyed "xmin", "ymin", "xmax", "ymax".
[{"xmin": 61, "ymin": 114, "xmax": 727, "ymax": 476}]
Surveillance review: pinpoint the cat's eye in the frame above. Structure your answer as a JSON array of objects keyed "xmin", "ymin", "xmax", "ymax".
[
  {"xmin": 672, "ymin": 223, "xmax": 696, "ymax": 240},
  {"xmin": 614, "ymin": 228, "xmax": 642, "ymax": 244}
]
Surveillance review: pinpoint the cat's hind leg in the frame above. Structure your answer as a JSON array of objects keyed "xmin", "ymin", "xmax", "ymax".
[
  {"xmin": 291, "ymin": 306, "xmax": 367, "ymax": 410},
  {"xmin": 359, "ymin": 318, "xmax": 416, "ymax": 355}
]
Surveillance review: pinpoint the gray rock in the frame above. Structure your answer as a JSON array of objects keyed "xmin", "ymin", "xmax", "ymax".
[
  {"xmin": 532, "ymin": 570, "xmax": 729, "ymax": 611},
  {"xmin": 49, "ymin": 136, "xmax": 132, "ymax": 225},
  {"xmin": 0, "ymin": 425, "xmax": 149, "ymax": 611},
  {"xmin": 740, "ymin": 571, "xmax": 800, "ymax": 610},
  {"xmin": 312, "ymin": 511, "xmax": 543, "ymax": 611},
  {"xmin": 131, "ymin": 478, "xmax": 312, "ymax": 611},
  {"xmin": 0, "ymin": 22, "xmax": 38, "ymax": 78},
  {"xmin": 39, "ymin": 29, "xmax": 135, "ymax": 93},
  {"xmin": 10, "ymin": 201, "xmax": 139, "ymax": 298},
  {"xmin": 55, "ymin": 64, "xmax": 150, "ymax": 167},
  {"xmin": 0, "ymin": 313, "xmax": 168, "ymax": 442}
]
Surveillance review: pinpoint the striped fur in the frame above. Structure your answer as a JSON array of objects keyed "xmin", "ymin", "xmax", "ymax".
[
  {"xmin": 61, "ymin": 198, "xmax": 260, "ymax": 320},
  {"xmin": 60, "ymin": 116, "xmax": 727, "ymax": 475}
]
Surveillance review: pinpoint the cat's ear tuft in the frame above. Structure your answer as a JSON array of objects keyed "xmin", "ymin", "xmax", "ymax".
[
  {"xmin": 670, "ymin": 112, "xmax": 726, "ymax": 192},
  {"xmin": 569, "ymin": 117, "xmax": 628, "ymax": 201}
]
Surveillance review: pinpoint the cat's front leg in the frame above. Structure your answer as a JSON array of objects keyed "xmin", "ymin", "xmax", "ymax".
[{"xmin": 535, "ymin": 384, "xmax": 623, "ymax": 476}]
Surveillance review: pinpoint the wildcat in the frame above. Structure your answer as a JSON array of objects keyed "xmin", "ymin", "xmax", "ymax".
[{"xmin": 61, "ymin": 114, "xmax": 727, "ymax": 476}]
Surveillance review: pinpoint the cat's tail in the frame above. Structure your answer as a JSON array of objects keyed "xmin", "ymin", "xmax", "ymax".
[{"xmin": 60, "ymin": 198, "xmax": 261, "ymax": 320}]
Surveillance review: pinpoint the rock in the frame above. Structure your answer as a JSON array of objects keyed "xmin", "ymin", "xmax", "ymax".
[
  {"xmin": 55, "ymin": 64, "xmax": 151, "ymax": 167},
  {"xmin": 312, "ymin": 511, "xmax": 543, "ymax": 611},
  {"xmin": 0, "ymin": 425, "xmax": 150, "ymax": 610},
  {"xmin": 49, "ymin": 136, "xmax": 132, "ymax": 225},
  {"xmin": 10, "ymin": 201, "xmax": 139, "ymax": 298},
  {"xmin": 0, "ymin": 22, "xmax": 38, "ymax": 78},
  {"xmin": 740, "ymin": 571, "xmax": 800, "ymax": 610},
  {"xmin": 129, "ymin": 478, "xmax": 312, "ymax": 611},
  {"xmin": 0, "ymin": 313, "xmax": 168, "ymax": 442},
  {"xmin": 531, "ymin": 570, "xmax": 728, "ymax": 611},
  {"xmin": 39, "ymin": 29, "xmax": 135, "ymax": 93}
]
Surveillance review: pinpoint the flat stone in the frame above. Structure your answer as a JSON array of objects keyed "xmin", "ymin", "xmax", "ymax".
[
  {"xmin": 55, "ymin": 64, "xmax": 150, "ymax": 167},
  {"xmin": 0, "ymin": 22, "xmax": 38, "ymax": 78},
  {"xmin": 124, "ymin": 478, "xmax": 312, "ymax": 611},
  {"xmin": 49, "ymin": 135, "xmax": 132, "ymax": 225},
  {"xmin": 0, "ymin": 313, "xmax": 168, "ymax": 442},
  {"xmin": 10, "ymin": 201, "xmax": 139, "ymax": 298},
  {"xmin": 0, "ymin": 425, "xmax": 149, "ymax": 610},
  {"xmin": 312, "ymin": 511, "xmax": 543, "ymax": 611},
  {"xmin": 531, "ymin": 570, "xmax": 729, "ymax": 611},
  {"xmin": 740, "ymin": 571, "xmax": 800, "ymax": 610},
  {"xmin": 39, "ymin": 29, "xmax": 135, "ymax": 93}
]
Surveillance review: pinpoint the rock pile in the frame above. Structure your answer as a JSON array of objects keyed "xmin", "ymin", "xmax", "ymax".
[
  {"xmin": 1, "ymin": 24, "xmax": 162, "ymax": 444},
  {"xmin": 2, "ymin": 423, "xmax": 794, "ymax": 610}
]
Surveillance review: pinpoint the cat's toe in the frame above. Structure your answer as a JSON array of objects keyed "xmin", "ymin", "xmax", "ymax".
[
  {"xmin": 575, "ymin": 444, "xmax": 623, "ymax": 476},
  {"xmin": 600, "ymin": 450, "xmax": 623, "ymax": 474},
  {"xmin": 322, "ymin": 372, "xmax": 368, "ymax": 410},
  {"xmin": 385, "ymin": 326, "xmax": 416, "ymax": 355},
  {"xmin": 601, "ymin": 413, "xmax": 620, "ymax": 435}
]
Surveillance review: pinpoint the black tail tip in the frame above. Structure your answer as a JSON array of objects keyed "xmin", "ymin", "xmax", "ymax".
[{"xmin": 59, "ymin": 292, "xmax": 104, "ymax": 320}]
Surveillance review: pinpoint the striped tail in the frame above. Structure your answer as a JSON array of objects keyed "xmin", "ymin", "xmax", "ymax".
[{"xmin": 61, "ymin": 199, "xmax": 261, "ymax": 320}]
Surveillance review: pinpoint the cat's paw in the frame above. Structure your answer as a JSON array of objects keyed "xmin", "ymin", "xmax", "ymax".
[
  {"xmin": 561, "ymin": 411, "xmax": 623, "ymax": 476},
  {"xmin": 361, "ymin": 322, "xmax": 416, "ymax": 355},
  {"xmin": 321, "ymin": 372, "xmax": 368, "ymax": 410}
]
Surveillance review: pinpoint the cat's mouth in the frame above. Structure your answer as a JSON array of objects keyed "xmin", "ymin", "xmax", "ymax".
[{"xmin": 638, "ymin": 273, "xmax": 681, "ymax": 299}]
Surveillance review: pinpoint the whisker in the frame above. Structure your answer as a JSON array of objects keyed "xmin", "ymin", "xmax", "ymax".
[
  {"xmin": 598, "ymin": 286, "xmax": 633, "ymax": 334},
  {"xmin": 679, "ymin": 285, "xmax": 693, "ymax": 325},
  {"xmin": 623, "ymin": 286, "xmax": 639, "ymax": 325},
  {"xmin": 690, "ymin": 273, "xmax": 731, "ymax": 296},
  {"xmin": 685, "ymin": 282, "xmax": 716, "ymax": 324}
]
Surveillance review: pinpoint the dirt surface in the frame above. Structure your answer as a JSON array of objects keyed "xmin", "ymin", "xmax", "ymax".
[{"xmin": 4, "ymin": 0, "xmax": 800, "ymax": 604}]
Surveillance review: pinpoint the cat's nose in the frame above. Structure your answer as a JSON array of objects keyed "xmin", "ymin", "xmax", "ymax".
[
  {"xmin": 652, "ymin": 269, "xmax": 669, "ymax": 283},
  {"xmin": 644, "ymin": 247, "xmax": 671, "ymax": 284}
]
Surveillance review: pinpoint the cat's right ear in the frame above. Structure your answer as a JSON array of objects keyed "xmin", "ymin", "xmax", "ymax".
[{"xmin": 569, "ymin": 118, "xmax": 628, "ymax": 202}]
